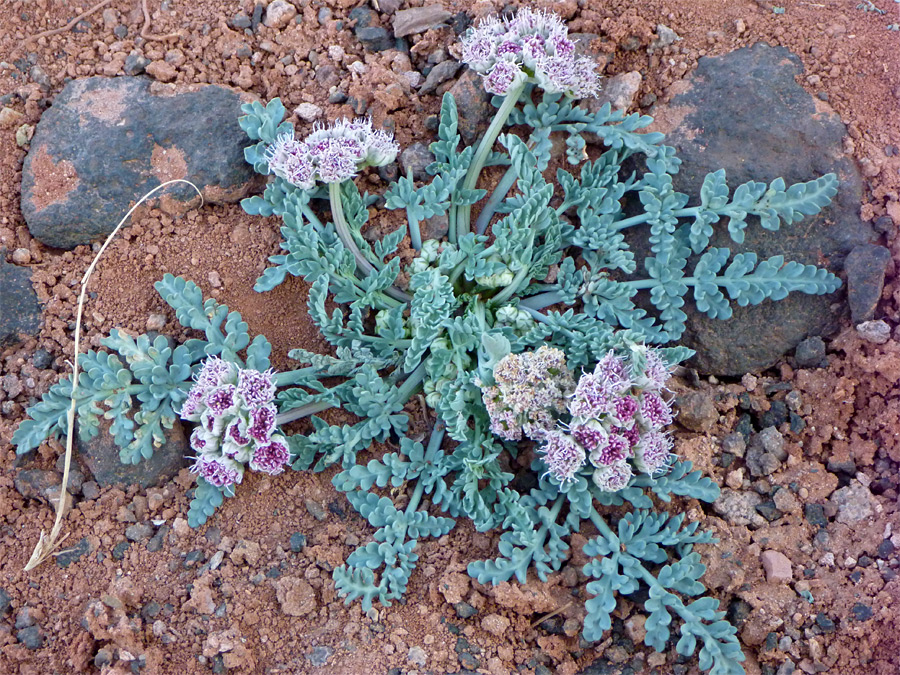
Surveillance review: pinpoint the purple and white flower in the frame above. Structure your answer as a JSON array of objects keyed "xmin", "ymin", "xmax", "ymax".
[
  {"xmin": 539, "ymin": 431, "xmax": 586, "ymax": 483},
  {"xmin": 191, "ymin": 454, "xmax": 244, "ymax": 489},
  {"xmin": 250, "ymin": 435, "xmax": 292, "ymax": 475},
  {"xmin": 460, "ymin": 8, "xmax": 601, "ymax": 99},
  {"xmin": 592, "ymin": 460, "xmax": 633, "ymax": 493},
  {"xmin": 633, "ymin": 431, "xmax": 673, "ymax": 476}
]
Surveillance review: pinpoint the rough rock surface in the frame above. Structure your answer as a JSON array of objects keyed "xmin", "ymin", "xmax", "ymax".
[
  {"xmin": 0, "ymin": 254, "xmax": 41, "ymax": 346},
  {"xmin": 75, "ymin": 418, "xmax": 188, "ymax": 488},
  {"xmin": 844, "ymin": 243, "xmax": 891, "ymax": 323},
  {"xmin": 649, "ymin": 44, "xmax": 873, "ymax": 375},
  {"xmin": 21, "ymin": 77, "xmax": 260, "ymax": 249}
]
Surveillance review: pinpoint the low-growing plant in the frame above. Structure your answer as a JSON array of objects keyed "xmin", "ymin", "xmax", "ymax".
[{"xmin": 14, "ymin": 8, "xmax": 844, "ymax": 673}]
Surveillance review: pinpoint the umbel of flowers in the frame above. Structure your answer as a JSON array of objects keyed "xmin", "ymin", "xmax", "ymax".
[
  {"xmin": 180, "ymin": 357, "xmax": 291, "ymax": 490},
  {"xmin": 482, "ymin": 346, "xmax": 676, "ymax": 492}
]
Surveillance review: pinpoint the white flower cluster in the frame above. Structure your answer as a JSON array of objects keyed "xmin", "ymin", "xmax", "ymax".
[
  {"xmin": 460, "ymin": 8, "xmax": 600, "ymax": 98},
  {"xmin": 540, "ymin": 348, "xmax": 676, "ymax": 491},
  {"xmin": 480, "ymin": 346, "xmax": 576, "ymax": 441},
  {"xmin": 180, "ymin": 357, "xmax": 290, "ymax": 489},
  {"xmin": 266, "ymin": 118, "xmax": 400, "ymax": 188}
]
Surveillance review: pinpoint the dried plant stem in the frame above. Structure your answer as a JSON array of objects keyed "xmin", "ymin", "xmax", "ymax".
[
  {"xmin": 141, "ymin": 0, "xmax": 182, "ymax": 41},
  {"xmin": 26, "ymin": 0, "xmax": 116, "ymax": 43},
  {"xmin": 24, "ymin": 179, "xmax": 202, "ymax": 573},
  {"xmin": 529, "ymin": 601, "xmax": 575, "ymax": 629}
]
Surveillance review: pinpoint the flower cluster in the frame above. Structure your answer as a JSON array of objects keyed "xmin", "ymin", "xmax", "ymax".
[
  {"xmin": 538, "ymin": 348, "xmax": 676, "ymax": 490},
  {"xmin": 460, "ymin": 8, "xmax": 600, "ymax": 98},
  {"xmin": 180, "ymin": 357, "xmax": 290, "ymax": 489},
  {"xmin": 266, "ymin": 117, "xmax": 400, "ymax": 188},
  {"xmin": 480, "ymin": 346, "xmax": 576, "ymax": 441}
]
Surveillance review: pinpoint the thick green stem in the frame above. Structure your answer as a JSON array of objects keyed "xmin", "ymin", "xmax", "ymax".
[
  {"xmin": 396, "ymin": 360, "xmax": 428, "ymax": 403},
  {"xmin": 474, "ymin": 164, "xmax": 518, "ymax": 235},
  {"xmin": 329, "ymin": 182, "xmax": 412, "ymax": 304},
  {"xmin": 275, "ymin": 400, "xmax": 334, "ymax": 426},
  {"xmin": 519, "ymin": 291, "xmax": 563, "ymax": 311},
  {"xmin": 272, "ymin": 367, "xmax": 319, "ymax": 387},
  {"xmin": 455, "ymin": 82, "xmax": 527, "ymax": 242},
  {"xmin": 613, "ymin": 207, "xmax": 701, "ymax": 232}
]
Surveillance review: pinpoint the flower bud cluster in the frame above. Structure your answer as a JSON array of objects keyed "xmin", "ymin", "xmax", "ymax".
[
  {"xmin": 180, "ymin": 357, "xmax": 291, "ymax": 489},
  {"xmin": 460, "ymin": 8, "xmax": 600, "ymax": 98},
  {"xmin": 408, "ymin": 239, "xmax": 458, "ymax": 276},
  {"xmin": 266, "ymin": 118, "xmax": 400, "ymax": 188},
  {"xmin": 480, "ymin": 346, "xmax": 575, "ymax": 441},
  {"xmin": 538, "ymin": 347, "xmax": 675, "ymax": 489}
]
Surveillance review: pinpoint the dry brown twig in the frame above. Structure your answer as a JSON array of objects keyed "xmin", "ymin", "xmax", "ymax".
[
  {"xmin": 24, "ymin": 179, "xmax": 203, "ymax": 572},
  {"xmin": 529, "ymin": 601, "xmax": 576, "ymax": 629},
  {"xmin": 141, "ymin": 0, "xmax": 182, "ymax": 42},
  {"xmin": 26, "ymin": 0, "xmax": 116, "ymax": 43}
]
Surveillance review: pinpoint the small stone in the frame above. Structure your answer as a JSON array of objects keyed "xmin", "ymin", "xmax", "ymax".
[
  {"xmin": 15, "ymin": 607, "xmax": 37, "ymax": 629},
  {"xmin": 145, "ymin": 60, "xmax": 177, "ymax": 83},
  {"xmin": 16, "ymin": 625, "xmax": 42, "ymax": 649},
  {"xmin": 264, "ymin": 0, "xmax": 297, "ymax": 29},
  {"xmin": 407, "ymin": 645, "xmax": 428, "ymax": 667},
  {"xmin": 756, "ymin": 500, "xmax": 783, "ymax": 522},
  {"xmin": 845, "ymin": 244, "xmax": 891, "ymax": 323},
  {"xmin": 850, "ymin": 603, "xmax": 873, "ymax": 621},
  {"xmin": 229, "ymin": 540, "xmax": 262, "ymax": 566},
  {"xmin": 11, "ymin": 247, "xmax": 31, "ymax": 264},
  {"xmin": 760, "ymin": 400, "xmax": 788, "ymax": 429},
  {"xmin": 56, "ymin": 537, "xmax": 91, "ymax": 567},
  {"xmin": 448, "ymin": 69, "xmax": 492, "ymax": 144},
  {"xmin": 652, "ymin": 24, "xmax": 680, "ymax": 49},
  {"xmin": 815, "ymin": 613, "xmax": 835, "ymax": 633},
  {"xmin": 146, "ymin": 313, "xmax": 167, "ymax": 331},
  {"xmin": 713, "ymin": 489, "xmax": 766, "ymax": 528},
  {"xmin": 773, "ymin": 488, "xmax": 801, "ymax": 514},
  {"xmin": 761, "ymin": 550, "xmax": 793, "ymax": 582},
  {"xmin": 112, "ymin": 541, "xmax": 131, "ymax": 560},
  {"xmin": 480, "ymin": 613, "xmax": 510, "ymax": 637},
  {"xmin": 794, "ymin": 336, "xmax": 826, "ymax": 368},
  {"xmin": 856, "ymin": 320, "xmax": 891, "ymax": 345},
  {"xmin": 392, "ymin": 6, "xmax": 452, "ymax": 37},
  {"xmin": 675, "ymin": 391, "xmax": 717, "ymax": 432},
  {"xmin": 274, "ymin": 577, "xmax": 317, "ymax": 616},
  {"xmin": 726, "ymin": 468, "xmax": 744, "ymax": 490},
  {"xmin": 81, "ymin": 481, "xmax": 100, "ymax": 500},
  {"xmin": 0, "ymin": 106, "xmax": 24, "ymax": 128},
  {"xmin": 458, "ymin": 652, "xmax": 480, "ymax": 670},
  {"xmin": 295, "ymin": 103, "xmax": 323, "ymax": 121},
  {"xmin": 356, "ymin": 26, "xmax": 394, "ymax": 52},
  {"xmin": 306, "ymin": 645, "xmax": 333, "ymax": 667},
  {"xmin": 125, "ymin": 523, "xmax": 154, "ymax": 542},
  {"xmin": 758, "ymin": 427, "xmax": 786, "ymax": 460},
  {"xmin": 590, "ymin": 71, "xmax": 642, "ymax": 112},
  {"xmin": 0, "ymin": 589, "xmax": 11, "ymax": 615},
  {"xmin": 304, "ymin": 499, "xmax": 327, "ymax": 521},
  {"xmin": 232, "ymin": 12, "xmax": 251, "ymax": 28},
  {"xmin": 15, "ymin": 123, "xmax": 34, "ymax": 147},
  {"xmin": 721, "ymin": 432, "xmax": 746, "ymax": 457},
  {"xmin": 454, "ymin": 602, "xmax": 477, "ymax": 619},
  {"xmin": 14, "ymin": 469, "xmax": 60, "ymax": 501},
  {"xmin": 831, "ymin": 482, "xmax": 874, "ymax": 524},
  {"xmin": 419, "ymin": 59, "xmax": 461, "ymax": 94},
  {"xmin": 877, "ymin": 539, "xmax": 895, "ymax": 558},
  {"xmin": 289, "ymin": 532, "xmax": 307, "ymax": 552},
  {"xmin": 399, "ymin": 142, "xmax": 435, "ymax": 178}
]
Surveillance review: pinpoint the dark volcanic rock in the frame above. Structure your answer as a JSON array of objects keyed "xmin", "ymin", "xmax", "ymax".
[
  {"xmin": 448, "ymin": 70, "xmax": 494, "ymax": 144},
  {"xmin": 844, "ymin": 243, "xmax": 891, "ymax": 323},
  {"xmin": 649, "ymin": 44, "xmax": 873, "ymax": 375},
  {"xmin": 76, "ymin": 418, "xmax": 189, "ymax": 488},
  {"xmin": 22, "ymin": 77, "xmax": 261, "ymax": 249},
  {"xmin": 0, "ymin": 254, "xmax": 41, "ymax": 346}
]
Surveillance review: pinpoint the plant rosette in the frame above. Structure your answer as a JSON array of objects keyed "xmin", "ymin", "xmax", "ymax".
[{"xmin": 14, "ymin": 7, "xmax": 847, "ymax": 674}]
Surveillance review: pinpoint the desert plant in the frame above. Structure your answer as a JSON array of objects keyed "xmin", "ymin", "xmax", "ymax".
[{"xmin": 13, "ymin": 8, "xmax": 845, "ymax": 673}]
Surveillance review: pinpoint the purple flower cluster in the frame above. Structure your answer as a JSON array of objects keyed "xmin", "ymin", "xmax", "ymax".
[
  {"xmin": 266, "ymin": 118, "xmax": 400, "ymax": 188},
  {"xmin": 460, "ymin": 8, "xmax": 600, "ymax": 98},
  {"xmin": 537, "ymin": 347, "xmax": 676, "ymax": 488},
  {"xmin": 180, "ymin": 357, "xmax": 291, "ymax": 489},
  {"xmin": 480, "ymin": 346, "xmax": 575, "ymax": 442}
]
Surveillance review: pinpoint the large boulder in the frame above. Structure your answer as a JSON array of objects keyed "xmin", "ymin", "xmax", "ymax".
[
  {"xmin": 0, "ymin": 253, "xmax": 41, "ymax": 346},
  {"xmin": 22, "ymin": 77, "xmax": 261, "ymax": 250},
  {"xmin": 648, "ymin": 43, "xmax": 873, "ymax": 375}
]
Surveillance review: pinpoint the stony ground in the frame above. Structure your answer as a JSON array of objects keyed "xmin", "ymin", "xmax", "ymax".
[{"xmin": 0, "ymin": 0, "xmax": 899, "ymax": 674}]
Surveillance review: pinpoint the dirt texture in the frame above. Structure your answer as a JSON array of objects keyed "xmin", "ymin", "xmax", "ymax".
[{"xmin": 0, "ymin": 0, "xmax": 899, "ymax": 674}]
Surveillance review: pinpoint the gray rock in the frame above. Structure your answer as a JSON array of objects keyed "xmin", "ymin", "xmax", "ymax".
[
  {"xmin": 757, "ymin": 426, "xmax": 786, "ymax": 461},
  {"xmin": 448, "ymin": 69, "xmax": 493, "ymax": 144},
  {"xmin": 356, "ymin": 26, "xmax": 394, "ymax": 52},
  {"xmin": 794, "ymin": 336, "xmax": 826, "ymax": 368},
  {"xmin": 22, "ymin": 77, "xmax": 261, "ymax": 249},
  {"xmin": 125, "ymin": 522, "xmax": 154, "ymax": 542},
  {"xmin": 123, "ymin": 53, "xmax": 150, "ymax": 76},
  {"xmin": 13, "ymin": 469, "xmax": 60, "ymax": 501},
  {"xmin": 56, "ymin": 537, "xmax": 91, "ymax": 568},
  {"xmin": 856, "ymin": 319, "xmax": 891, "ymax": 345},
  {"xmin": 420, "ymin": 59, "xmax": 462, "ymax": 95},
  {"xmin": 0, "ymin": 255, "xmax": 41, "ymax": 346},
  {"xmin": 588, "ymin": 71, "xmax": 642, "ymax": 112},
  {"xmin": 712, "ymin": 489, "xmax": 767, "ymax": 528},
  {"xmin": 721, "ymin": 432, "xmax": 746, "ymax": 458},
  {"xmin": 831, "ymin": 482, "xmax": 874, "ymax": 525},
  {"xmin": 0, "ymin": 589, "xmax": 11, "ymax": 615},
  {"xmin": 15, "ymin": 607, "xmax": 36, "ymax": 629},
  {"xmin": 845, "ymin": 244, "xmax": 891, "ymax": 323},
  {"xmin": 348, "ymin": 6, "xmax": 376, "ymax": 29},
  {"xmin": 378, "ymin": 0, "xmax": 402, "ymax": 14},
  {"xmin": 232, "ymin": 12, "xmax": 251, "ymax": 29},
  {"xmin": 420, "ymin": 214, "xmax": 449, "ymax": 241},
  {"xmin": 16, "ymin": 625, "xmax": 43, "ymax": 650},
  {"xmin": 674, "ymin": 390, "xmax": 717, "ymax": 432},
  {"xmin": 652, "ymin": 24, "xmax": 680, "ymax": 50},
  {"xmin": 306, "ymin": 646, "xmax": 333, "ymax": 667},
  {"xmin": 649, "ymin": 44, "xmax": 873, "ymax": 375},
  {"xmin": 392, "ymin": 6, "xmax": 452, "ymax": 38},
  {"xmin": 32, "ymin": 349, "xmax": 52, "ymax": 369},
  {"xmin": 400, "ymin": 142, "xmax": 435, "ymax": 179},
  {"xmin": 76, "ymin": 418, "xmax": 188, "ymax": 488}
]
